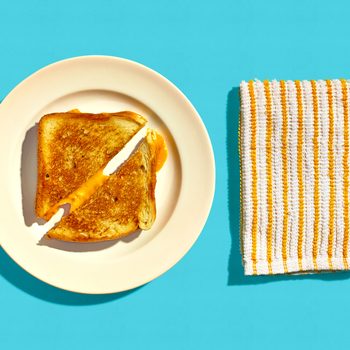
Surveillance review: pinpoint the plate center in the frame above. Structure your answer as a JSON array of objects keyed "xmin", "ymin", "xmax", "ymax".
[{"xmin": 19, "ymin": 89, "xmax": 182, "ymax": 256}]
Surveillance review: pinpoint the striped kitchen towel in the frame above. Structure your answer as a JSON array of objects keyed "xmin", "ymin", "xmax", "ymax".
[{"xmin": 240, "ymin": 79, "xmax": 350, "ymax": 275}]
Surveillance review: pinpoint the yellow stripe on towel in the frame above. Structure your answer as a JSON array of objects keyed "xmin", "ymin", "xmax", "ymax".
[
  {"xmin": 326, "ymin": 80, "xmax": 335, "ymax": 270},
  {"xmin": 264, "ymin": 80, "xmax": 273, "ymax": 274},
  {"xmin": 311, "ymin": 80, "xmax": 320, "ymax": 270},
  {"xmin": 248, "ymin": 80, "xmax": 258, "ymax": 275},
  {"xmin": 295, "ymin": 81, "xmax": 305, "ymax": 271},
  {"xmin": 280, "ymin": 80, "xmax": 289, "ymax": 273}
]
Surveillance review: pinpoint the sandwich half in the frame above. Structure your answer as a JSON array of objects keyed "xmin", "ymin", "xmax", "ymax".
[
  {"xmin": 36, "ymin": 111, "xmax": 146, "ymax": 219},
  {"xmin": 46, "ymin": 130, "xmax": 167, "ymax": 242}
]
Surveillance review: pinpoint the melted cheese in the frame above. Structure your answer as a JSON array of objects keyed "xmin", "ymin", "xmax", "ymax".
[
  {"xmin": 154, "ymin": 132, "xmax": 168, "ymax": 171},
  {"xmin": 44, "ymin": 169, "xmax": 107, "ymax": 220}
]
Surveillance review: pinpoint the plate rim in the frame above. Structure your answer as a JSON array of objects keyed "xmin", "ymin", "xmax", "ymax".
[{"xmin": 0, "ymin": 55, "xmax": 216, "ymax": 294}]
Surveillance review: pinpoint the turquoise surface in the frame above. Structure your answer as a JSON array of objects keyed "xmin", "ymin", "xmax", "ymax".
[{"xmin": 1, "ymin": 0, "xmax": 350, "ymax": 348}]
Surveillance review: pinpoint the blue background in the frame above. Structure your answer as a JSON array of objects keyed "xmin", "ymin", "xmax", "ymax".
[{"xmin": 1, "ymin": 0, "xmax": 350, "ymax": 349}]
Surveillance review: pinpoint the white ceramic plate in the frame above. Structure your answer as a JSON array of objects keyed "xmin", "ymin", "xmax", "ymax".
[{"xmin": 0, "ymin": 56, "xmax": 215, "ymax": 294}]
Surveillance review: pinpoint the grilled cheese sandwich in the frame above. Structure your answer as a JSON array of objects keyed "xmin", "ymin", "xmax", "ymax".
[{"xmin": 36, "ymin": 111, "xmax": 167, "ymax": 242}]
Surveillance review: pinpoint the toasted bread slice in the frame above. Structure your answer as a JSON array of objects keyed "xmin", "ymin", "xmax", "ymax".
[
  {"xmin": 47, "ymin": 130, "xmax": 167, "ymax": 242},
  {"xmin": 36, "ymin": 111, "xmax": 146, "ymax": 218}
]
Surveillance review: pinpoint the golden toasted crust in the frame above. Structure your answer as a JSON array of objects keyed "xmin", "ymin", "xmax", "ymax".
[
  {"xmin": 36, "ymin": 111, "xmax": 146, "ymax": 218},
  {"xmin": 47, "ymin": 131, "xmax": 165, "ymax": 242}
]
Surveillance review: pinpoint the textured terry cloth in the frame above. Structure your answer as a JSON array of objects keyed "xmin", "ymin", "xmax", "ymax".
[{"xmin": 240, "ymin": 79, "xmax": 350, "ymax": 275}]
